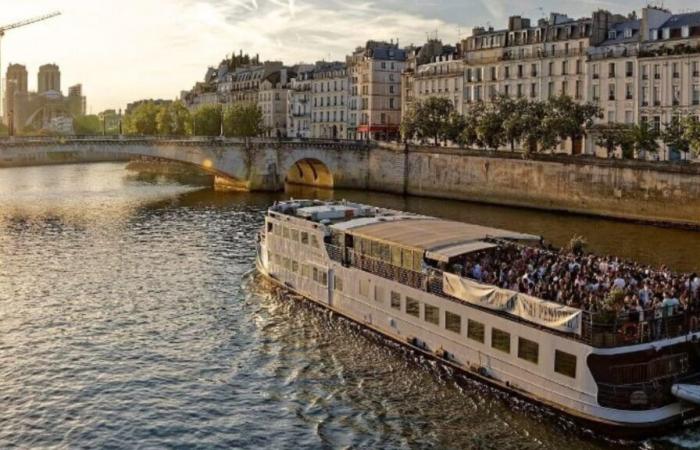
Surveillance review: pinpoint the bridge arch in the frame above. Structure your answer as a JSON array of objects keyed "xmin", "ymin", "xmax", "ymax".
[{"xmin": 284, "ymin": 158, "xmax": 334, "ymax": 189}]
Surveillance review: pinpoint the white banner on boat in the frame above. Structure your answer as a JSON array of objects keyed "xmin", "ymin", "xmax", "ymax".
[{"xmin": 442, "ymin": 273, "xmax": 582, "ymax": 335}]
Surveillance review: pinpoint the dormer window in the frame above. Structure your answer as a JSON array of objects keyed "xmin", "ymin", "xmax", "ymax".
[
  {"xmin": 608, "ymin": 30, "xmax": 617, "ymax": 39},
  {"xmin": 682, "ymin": 26, "xmax": 690, "ymax": 38},
  {"xmin": 662, "ymin": 27, "xmax": 670, "ymax": 39},
  {"xmin": 651, "ymin": 29, "xmax": 658, "ymax": 40},
  {"xmin": 624, "ymin": 28, "xmax": 632, "ymax": 38}
]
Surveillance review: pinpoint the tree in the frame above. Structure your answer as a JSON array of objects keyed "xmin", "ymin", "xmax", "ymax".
[
  {"xmin": 223, "ymin": 102, "xmax": 264, "ymax": 138},
  {"xmin": 401, "ymin": 97, "xmax": 455, "ymax": 145},
  {"xmin": 594, "ymin": 123, "xmax": 635, "ymax": 158},
  {"xmin": 662, "ymin": 115, "xmax": 691, "ymax": 157},
  {"xmin": 156, "ymin": 101, "xmax": 192, "ymax": 136},
  {"xmin": 476, "ymin": 102, "xmax": 506, "ymax": 150},
  {"xmin": 630, "ymin": 121, "xmax": 660, "ymax": 158},
  {"xmin": 543, "ymin": 95, "xmax": 601, "ymax": 151},
  {"xmin": 124, "ymin": 102, "xmax": 159, "ymax": 135},
  {"xmin": 73, "ymin": 115, "xmax": 102, "ymax": 135},
  {"xmin": 443, "ymin": 111, "xmax": 467, "ymax": 145},
  {"xmin": 497, "ymin": 95, "xmax": 531, "ymax": 151},
  {"xmin": 682, "ymin": 116, "xmax": 700, "ymax": 156},
  {"xmin": 458, "ymin": 101, "xmax": 485, "ymax": 147},
  {"xmin": 192, "ymin": 104, "xmax": 222, "ymax": 136}
]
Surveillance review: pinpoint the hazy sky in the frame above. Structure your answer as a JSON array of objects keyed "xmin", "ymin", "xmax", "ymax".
[{"xmin": 0, "ymin": 0, "xmax": 695, "ymax": 112}]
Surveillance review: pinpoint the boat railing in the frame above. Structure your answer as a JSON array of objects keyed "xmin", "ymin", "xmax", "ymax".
[
  {"xmin": 585, "ymin": 307, "xmax": 691, "ymax": 348},
  {"xmin": 324, "ymin": 243, "xmax": 697, "ymax": 348}
]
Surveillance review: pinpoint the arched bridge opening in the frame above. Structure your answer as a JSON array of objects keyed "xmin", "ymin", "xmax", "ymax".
[{"xmin": 285, "ymin": 158, "xmax": 334, "ymax": 189}]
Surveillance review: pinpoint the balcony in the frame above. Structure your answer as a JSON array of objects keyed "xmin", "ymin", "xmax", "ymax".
[
  {"xmin": 626, "ymin": 72, "xmax": 633, "ymax": 78},
  {"xmin": 642, "ymin": 101, "xmax": 649, "ymax": 106},
  {"xmin": 673, "ymin": 72, "xmax": 680, "ymax": 78},
  {"xmin": 626, "ymin": 95, "xmax": 633, "ymax": 100},
  {"xmin": 694, "ymin": 71, "xmax": 700, "ymax": 77},
  {"xmin": 608, "ymin": 95, "xmax": 616, "ymax": 101},
  {"xmin": 593, "ymin": 74, "xmax": 600, "ymax": 80},
  {"xmin": 654, "ymin": 74, "xmax": 661, "ymax": 80},
  {"xmin": 608, "ymin": 72, "xmax": 616, "ymax": 78},
  {"xmin": 642, "ymin": 75, "xmax": 649, "ymax": 80}
]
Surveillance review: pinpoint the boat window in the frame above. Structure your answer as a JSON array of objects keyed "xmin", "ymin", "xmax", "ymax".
[
  {"xmin": 518, "ymin": 338, "xmax": 539, "ymax": 364},
  {"xmin": 334, "ymin": 276, "xmax": 343, "ymax": 292},
  {"xmin": 267, "ymin": 222, "xmax": 273, "ymax": 233},
  {"xmin": 310, "ymin": 235, "xmax": 320, "ymax": 248},
  {"xmin": 374, "ymin": 285, "xmax": 385, "ymax": 303},
  {"xmin": 554, "ymin": 350, "xmax": 577, "ymax": 378},
  {"xmin": 274, "ymin": 254, "xmax": 282, "ymax": 265},
  {"xmin": 301, "ymin": 231, "xmax": 309, "ymax": 245},
  {"xmin": 292, "ymin": 261, "xmax": 299, "ymax": 273},
  {"xmin": 320, "ymin": 272, "xmax": 328, "ymax": 286},
  {"xmin": 291, "ymin": 229, "xmax": 300, "ymax": 242},
  {"xmin": 491, "ymin": 328, "xmax": 511, "ymax": 353},
  {"xmin": 445, "ymin": 311, "xmax": 461, "ymax": 333},
  {"xmin": 467, "ymin": 319, "xmax": 485, "ymax": 343},
  {"xmin": 402, "ymin": 249, "xmax": 414, "ymax": 271},
  {"xmin": 313, "ymin": 267, "xmax": 319, "ymax": 282},
  {"xmin": 283, "ymin": 257, "xmax": 291, "ymax": 270},
  {"xmin": 302, "ymin": 264, "xmax": 311, "ymax": 278},
  {"xmin": 267, "ymin": 250, "xmax": 272, "ymax": 262},
  {"xmin": 413, "ymin": 251, "xmax": 423, "ymax": 271},
  {"xmin": 391, "ymin": 246, "xmax": 402, "ymax": 266},
  {"xmin": 406, "ymin": 297, "xmax": 420, "ymax": 318},
  {"xmin": 391, "ymin": 291, "xmax": 401, "ymax": 310},
  {"xmin": 359, "ymin": 279, "xmax": 370, "ymax": 297},
  {"xmin": 283, "ymin": 227, "xmax": 290, "ymax": 239},
  {"xmin": 424, "ymin": 304, "xmax": 440, "ymax": 325}
]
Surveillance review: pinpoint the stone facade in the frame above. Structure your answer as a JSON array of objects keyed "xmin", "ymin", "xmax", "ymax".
[
  {"xmin": 311, "ymin": 61, "xmax": 349, "ymax": 139},
  {"xmin": 348, "ymin": 41, "xmax": 406, "ymax": 140}
]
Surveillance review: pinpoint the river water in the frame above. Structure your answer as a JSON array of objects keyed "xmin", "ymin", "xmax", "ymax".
[{"xmin": 1, "ymin": 162, "xmax": 699, "ymax": 450}]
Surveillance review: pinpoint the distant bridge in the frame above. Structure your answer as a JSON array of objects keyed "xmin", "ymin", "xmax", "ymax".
[{"xmin": 0, "ymin": 137, "xmax": 374, "ymax": 191}]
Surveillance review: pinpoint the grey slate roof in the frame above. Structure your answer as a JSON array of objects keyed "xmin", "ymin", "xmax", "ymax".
[{"xmin": 661, "ymin": 12, "xmax": 700, "ymax": 29}]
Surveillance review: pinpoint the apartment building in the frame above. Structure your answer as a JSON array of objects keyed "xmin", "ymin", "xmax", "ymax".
[
  {"xmin": 402, "ymin": 40, "xmax": 464, "ymax": 116},
  {"xmin": 311, "ymin": 61, "xmax": 349, "ymax": 139},
  {"xmin": 347, "ymin": 41, "xmax": 406, "ymax": 140},
  {"xmin": 287, "ymin": 65, "xmax": 315, "ymax": 139},
  {"xmin": 259, "ymin": 68, "xmax": 293, "ymax": 137}
]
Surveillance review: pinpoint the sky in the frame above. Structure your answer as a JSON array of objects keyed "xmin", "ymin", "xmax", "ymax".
[{"xmin": 0, "ymin": 0, "xmax": 696, "ymax": 113}]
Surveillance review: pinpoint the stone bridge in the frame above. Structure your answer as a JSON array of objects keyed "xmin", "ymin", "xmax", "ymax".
[{"xmin": 0, "ymin": 137, "xmax": 373, "ymax": 191}]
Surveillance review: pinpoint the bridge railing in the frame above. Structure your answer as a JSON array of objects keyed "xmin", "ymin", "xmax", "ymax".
[{"xmin": 0, "ymin": 135, "xmax": 372, "ymax": 147}]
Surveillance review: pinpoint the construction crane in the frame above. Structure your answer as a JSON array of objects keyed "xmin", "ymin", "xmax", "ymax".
[{"xmin": 0, "ymin": 11, "xmax": 61, "ymax": 120}]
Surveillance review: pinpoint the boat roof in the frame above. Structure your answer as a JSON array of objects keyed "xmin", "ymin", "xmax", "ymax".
[{"xmin": 336, "ymin": 217, "xmax": 539, "ymax": 262}]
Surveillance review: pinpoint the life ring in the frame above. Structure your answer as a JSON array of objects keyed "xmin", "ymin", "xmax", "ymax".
[
  {"xmin": 690, "ymin": 315, "xmax": 700, "ymax": 332},
  {"xmin": 621, "ymin": 322, "xmax": 639, "ymax": 343}
]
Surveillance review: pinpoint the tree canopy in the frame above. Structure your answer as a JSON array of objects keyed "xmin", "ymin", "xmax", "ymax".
[
  {"xmin": 124, "ymin": 102, "xmax": 160, "ymax": 135},
  {"xmin": 156, "ymin": 101, "xmax": 192, "ymax": 136},
  {"xmin": 223, "ymin": 102, "xmax": 265, "ymax": 138},
  {"xmin": 73, "ymin": 115, "xmax": 102, "ymax": 135},
  {"xmin": 401, "ymin": 97, "xmax": 457, "ymax": 145},
  {"xmin": 192, "ymin": 104, "xmax": 222, "ymax": 136}
]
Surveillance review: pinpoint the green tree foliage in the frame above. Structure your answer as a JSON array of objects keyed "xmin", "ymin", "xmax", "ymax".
[
  {"xmin": 661, "ymin": 115, "xmax": 691, "ymax": 155},
  {"xmin": 223, "ymin": 102, "xmax": 265, "ymax": 138},
  {"xmin": 543, "ymin": 95, "xmax": 602, "ymax": 146},
  {"xmin": 124, "ymin": 102, "xmax": 159, "ymax": 135},
  {"xmin": 630, "ymin": 121, "xmax": 660, "ymax": 158},
  {"xmin": 594, "ymin": 123, "xmax": 635, "ymax": 158},
  {"xmin": 73, "ymin": 115, "xmax": 102, "ymax": 135},
  {"xmin": 155, "ymin": 101, "xmax": 192, "ymax": 136},
  {"xmin": 192, "ymin": 104, "xmax": 222, "ymax": 136},
  {"xmin": 682, "ymin": 116, "xmax": 700, "ymax": 156},
  {"xmin": 401, "ymin": 97, "xmax": 456, "ymax": 145}
]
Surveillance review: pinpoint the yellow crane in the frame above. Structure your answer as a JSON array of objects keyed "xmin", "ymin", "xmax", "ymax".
[{"xmin": 0, "ymin": 11, "xmax": 61, "ymax": 119}]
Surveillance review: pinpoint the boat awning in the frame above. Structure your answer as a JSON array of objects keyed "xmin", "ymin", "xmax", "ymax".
[
  {"xmin": 425, "ymin": 241, "xmax": 498, "ymax": 263},
  {"xmin": 342, "ymin": 218, "xmax": 540, "ymax": 254}
]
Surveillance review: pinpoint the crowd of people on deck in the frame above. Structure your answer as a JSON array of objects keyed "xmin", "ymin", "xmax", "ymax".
[{"xmin": 460, "ymin": 242, "xmax": 700, "ymax": 317}]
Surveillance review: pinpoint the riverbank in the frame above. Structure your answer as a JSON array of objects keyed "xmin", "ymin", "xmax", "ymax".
[{"xmin": 368, "ymin": 144, "xmax": 700, "ymax": 230}]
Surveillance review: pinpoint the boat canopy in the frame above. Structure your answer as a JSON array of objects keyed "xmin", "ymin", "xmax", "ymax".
[{"xmin": 337, "ymin": 218, "xmax": 540, "ymax": 261}]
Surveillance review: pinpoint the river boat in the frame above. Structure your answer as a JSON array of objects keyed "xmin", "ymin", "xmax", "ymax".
[{"xmin": 255, "ymin": 199, "xmax": 700, "ymax": 437}]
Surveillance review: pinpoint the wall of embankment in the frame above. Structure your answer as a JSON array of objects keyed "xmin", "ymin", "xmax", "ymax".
[{"xmin": 368, "ymin": 145, "xmax": 700, "ymax": 228}]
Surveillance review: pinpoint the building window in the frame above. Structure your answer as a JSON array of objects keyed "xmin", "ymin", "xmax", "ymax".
[
  {"xmin": 467, "ymin": 319, "xmax": 485, "ymax": 343},
  {"xmin": 554, "ymin": 350, "xmax": 577, "ymax": 378},
  {"xmin": 518, "ymin": 337, "xmax": 539, "ymax": 364},
  {"xmin": 491, "ymin": 328, "xmax": 511, "ymax": 353},
  {"xmin": 445, "ymin": 311, "xmax": 461, "ymax": 334},
  {"xmin": 608, "ymin": 83, "xmax": 616, "ymax": 101},
  {"xmin": 390, "ymin": 291, "xmax": 401, "ymax": 310},
  {"xmin": 548, "ymin": 61, "xmax": 554, "ymax": 76},
  {"xmin": 359, "ymin": 279, "xmax": 369, "ymax": 297},
  {"xmin": 374, "ymin": 285, "xmax": 385, "ymax": 303},
  {"xmin": 405, "ymin": 297, "xmax": 420, "ymax": 318},
  {"xmin": 334, "ymin": 275, "xmax": 343, "ymax": 292},
  {"xmin": 608, "ymin": 62, "xmax": 616, "ymax": 78},
  {"xmin": 424, "ymin": 304, "xmax": 439, "ymax": 325},
  {"xmin": 625, "ymin": 83, "xmax": 633, "ymax": 100},
  {"xmin": 626, "ymin": 61, "xmax": 633, "ymax": 78},
  {"xmin": 561, "ymin": 60, "xmax": 568, "ymax": 75}
]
